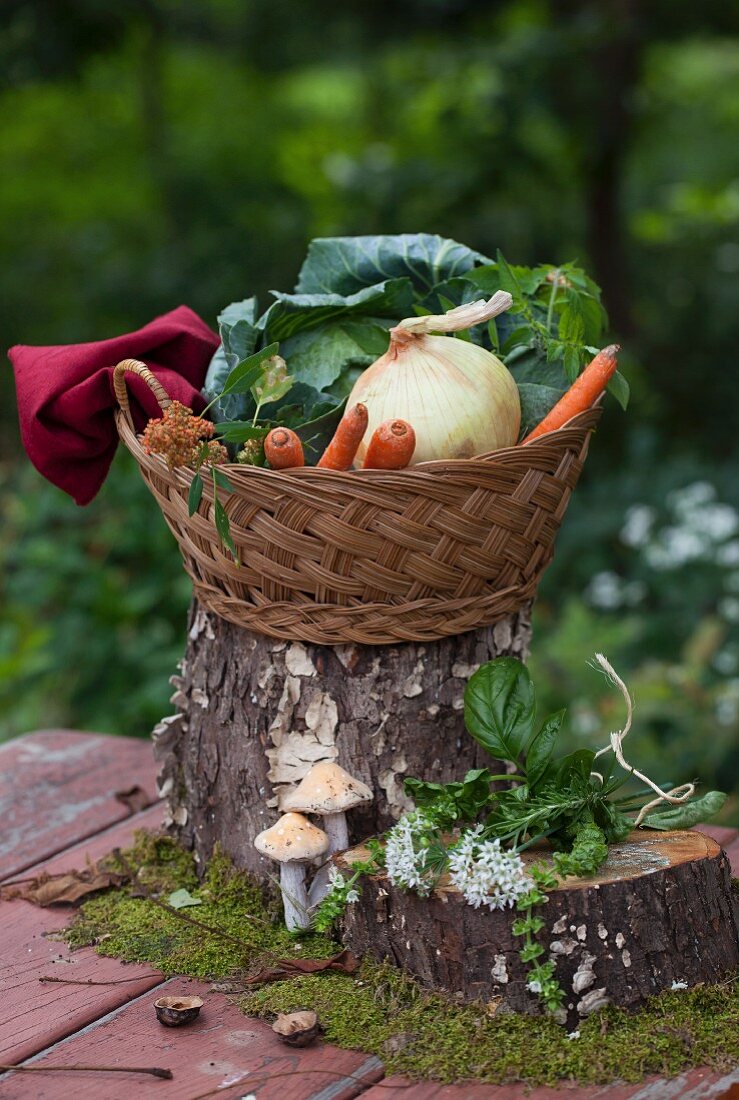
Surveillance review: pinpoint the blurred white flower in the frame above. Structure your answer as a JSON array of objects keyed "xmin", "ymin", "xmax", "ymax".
[
  {"xmin": 719, "ymin": 597, "xmax": 739, "ymax": 624},
  {"xmin": 668, "ymin": 481, "xmax": 716, "ymax": 514},
  {"xmin": 717, "ymin": 541, "xmax": 739, "ymax": 567},
  {"xmin": 620, "ymin": 504, "xmax": 655, "ymax": 548}
]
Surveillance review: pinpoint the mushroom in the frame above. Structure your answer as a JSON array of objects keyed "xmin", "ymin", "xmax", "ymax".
[
  {"xmin": 254, "ymin": 812, "xmax": 328, "ymax": 931},
  {"xmin": 281, "ymin": 762, "xmax": 373, "ymax": 905}
]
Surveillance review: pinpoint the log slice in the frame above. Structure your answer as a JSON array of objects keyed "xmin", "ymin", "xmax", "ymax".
[
  {"xmin": 337, "ymin": 829, "xmax": 739, "ymax": 1028},
  {"xmin": 153, "ymin": 600, "xmax": 531, "ymax": 879}
]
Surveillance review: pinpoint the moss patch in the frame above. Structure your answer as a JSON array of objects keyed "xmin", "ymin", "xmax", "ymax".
[
  {"xmin": 67, "ymin": 832, "xmax": 739, "ymax": 1087},
  {"xmin": 67, "ymin": 832, "xmax": 336, "ymax": 976}
]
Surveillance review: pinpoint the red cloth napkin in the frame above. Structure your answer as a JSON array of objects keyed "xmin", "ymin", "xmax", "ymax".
[{"xmin": 8, "ymin": 306, "xmax": 219, "ymax": 505}]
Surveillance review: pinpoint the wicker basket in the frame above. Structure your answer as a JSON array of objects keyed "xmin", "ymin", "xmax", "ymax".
[{"xmin": 114, "ymin": 359, "xmax": 601, "ymax": 646}]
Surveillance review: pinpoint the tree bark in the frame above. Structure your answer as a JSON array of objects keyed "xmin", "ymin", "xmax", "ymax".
[
  {"xmin": 337, "ymin": 830, "xmax": 739, "ymax": 1028},
  {"xmin": 152, "ymin": 599, "xmax": 532, "ymax": 880}
]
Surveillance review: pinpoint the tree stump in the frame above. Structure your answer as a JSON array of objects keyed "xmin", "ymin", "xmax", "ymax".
[
  {"xmin": 337, "ymin": 830, "xmax": 739, "ymax": 1028},
  {"xmin": 152, "ymin": 600, "xmax": 531, "ymax": 880}
]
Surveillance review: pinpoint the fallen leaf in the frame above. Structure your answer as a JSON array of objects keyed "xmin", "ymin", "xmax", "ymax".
[
  {"xmin": 115, "ymin": 786, "xmax": 151, "ymax": 814},
  {"xmin": 167, "ymin": 888, "xmax": 202, "ymax": 910},
  {"xmin": 242, "ymin": 949, "xmax": 359, "ymax": 987},
  {"xmin": 0, "ymin": 865, "xmax": 127, "ymax": 907}
]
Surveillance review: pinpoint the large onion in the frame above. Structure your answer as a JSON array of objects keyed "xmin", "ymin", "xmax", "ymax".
[{"xmin": 348, "ymin": 292, "xmax": 520, "ymax": 465}]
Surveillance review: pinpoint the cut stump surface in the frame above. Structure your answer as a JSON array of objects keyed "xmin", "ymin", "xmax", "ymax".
[{"xmin": 338, "ymin": 829, "xmax": 739, "ymax": 1028}]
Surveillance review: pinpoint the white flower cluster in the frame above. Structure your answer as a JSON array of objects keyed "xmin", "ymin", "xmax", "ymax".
[
  {"xmin": 327, "ymin": 865, "xmax": 359, "ymax": 903},
  {"xmin": 448, "ymin": 826, "xmax": 531, "ymax": 910},
  {"xmin": 384, "ymin": 811, "xmax": 435, "ymax": 896}
]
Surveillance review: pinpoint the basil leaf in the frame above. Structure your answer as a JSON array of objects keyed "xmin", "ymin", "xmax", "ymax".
[
  {"xmin": 526, "ymin": 709, "xmax": 565, "ymax": 788},
  {"xmin": 641, "ymin": 791, "xmax": 726, "ymax": 831},
  {"xmin": 464, "ymin": 658, "xmax": 536, "ymax": 765},
  {"xmin": 296, "ymin": 233, "xmax": 490, "ymax": 296},
  {"xmin": 187, "ymin": 472, "xmax": 203, "ymax": 516}
]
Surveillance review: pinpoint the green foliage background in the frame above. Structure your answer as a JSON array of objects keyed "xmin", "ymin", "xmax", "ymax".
[{"xmin": 1, "ymin": 1, "xmax": 738, "ymax": 816}]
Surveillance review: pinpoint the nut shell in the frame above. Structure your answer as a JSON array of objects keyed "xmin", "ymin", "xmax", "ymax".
[
  {"xmin": 154, "ymin": 995, "xmax": 204, "ymax": 1027},
  {"xmin": 271, "ymin": 1009, "xmax": 320, "ymax": 1047}
]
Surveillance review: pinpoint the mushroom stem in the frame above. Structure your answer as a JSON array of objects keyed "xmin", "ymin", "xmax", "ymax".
[
  {"xmin": 308, "ymin": 812, "xmax": 349, "ymax": 907},
  {"xmin": 279, "ymin": 863, "xmax": 310, "ymax": 930},
  {"xmin": 323, "ymin": 812, "xmax": 349, "ymax": 853}
]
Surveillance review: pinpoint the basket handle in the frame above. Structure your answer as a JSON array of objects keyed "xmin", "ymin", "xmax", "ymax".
[{"xmin": 113, "ymin": 359, "xmax": 173, "ymax": 428}]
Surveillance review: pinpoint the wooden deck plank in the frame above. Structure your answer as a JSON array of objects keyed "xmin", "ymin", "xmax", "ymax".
[
  {"xmin": 364, "ymin": 1066, "xmax": 739, "ymax": 1100},
  {"xmin": 0, "ymin": 803, "xmax": 166, "ymax": 1065},
  {"xmin": 0, "ymin": 730, "xmax": 160, "ymax": 880},
  {"xmin": 2, "ymin": 978, "xmax": 385, "ymax": 1100},
  {"xmin": 696, "ymin": 824, "xmax": 739, "ymax": 848},
  {"xmin": 726, "ymin": 837, "xmax": 739, "ymax": 876}
]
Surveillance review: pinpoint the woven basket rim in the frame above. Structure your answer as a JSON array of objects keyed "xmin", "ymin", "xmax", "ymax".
[{"xmin": 116, "ymin": 402, "xmax": 601, "ymax": 482}]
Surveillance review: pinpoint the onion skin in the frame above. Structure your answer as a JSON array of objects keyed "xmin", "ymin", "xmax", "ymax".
[{"xmin": 348, "ymin": 334, "xmax": 521, "ymax": 466}]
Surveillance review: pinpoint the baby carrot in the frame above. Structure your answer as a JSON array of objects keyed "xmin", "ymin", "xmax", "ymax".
[
  {"xmin": 521, "ymin": 344, "xmax": 621, "ymax": 444},
  {"xmin": 264, "ymin": 427, "xmax": 304, "ymax": 469},
  {"xmin": 362, "ymin": 419, "xmax": 416, "ymax": 470},
  {"xmin": 317, "ymin": 403, "xmax": 369, "ymax": 469}
]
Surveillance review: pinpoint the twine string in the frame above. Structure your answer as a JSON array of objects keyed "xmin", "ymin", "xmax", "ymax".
[{"xmin": 588, "ymin": 652, "xmax": 695, "ymax": 825}]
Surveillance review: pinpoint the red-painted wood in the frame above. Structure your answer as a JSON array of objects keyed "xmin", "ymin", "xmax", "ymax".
[
  {"xmin": 696, "ymin": 824, "xmax": 739, "ymax": 848},
  {"xmin": 1, "ymin": 978, "xmax": 385, "ymax": 1100},
  {"xmin": 0, "ymin": 730, "xmax": 160, "ymax": 879},
  {"xmin": 0, "ymin": 804, "xmax": 167, "ymax": 1065},
  {"xmin": 726, "ymin": 837, "xmax": 739, "ymax": 876},
  {"xmin": 364, "ymin": 1067, "xmax": 739, "ymax": 1099}
]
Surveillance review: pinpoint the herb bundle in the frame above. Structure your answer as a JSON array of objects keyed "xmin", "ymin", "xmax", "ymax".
[{"xmin": 314, "ymin": 654, "xmax": 725, "ymax": 1016}]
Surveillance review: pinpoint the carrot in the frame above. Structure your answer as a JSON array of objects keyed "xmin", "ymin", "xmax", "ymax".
[
  {"xmin": 362, "ymin": 419, "xmax": 416, "ymax": 470},
  {"xmin": 317, "ymin": 403, "xmax": 369, "ymax": 470},
  {"xmin": 521, "ymin": 344, "xmax": 621, "ymax": 444},
  {"xmin": 264, "ymin": 427, "xmax": 304, "ymax": 469}
]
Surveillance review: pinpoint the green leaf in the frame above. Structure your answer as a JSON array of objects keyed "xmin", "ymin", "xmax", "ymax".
[
  {"xmin": 607, "ymin": 369, "xmax": 630, "ymax": 410},
  {"xmin": 562, "ymin": 345, "xmax": 582, "ymax": 382},
  {"xmin": 296, "ymin": 233, "xmax": 490, "ymax": 295},
  {"xmin": 220, "ymin": 343, "xmax": 279, "ymax": 398},
  {"xmin": 291, "ymin": 400, "xmax": 346, "ymax": 466},
  {"xmin": 464, "ymin": 658, "xmax": 536, "ymax": 764},
  {"xmin": 641, "ymin": 791, "xmax": 726, "ymax": 831},
  {"xmin": 558, "ymin": 302, "xmax": 585, "ymax": 345},
  {"xmin": 506, "ymin": 345, "xmax": 568, "ymax": 390},
  {"xmin": 261, "ymin": 280, "xmax": 413, "ymax": 341},
  {"xmin": 555, "ymin": 749, "xmax": 596, "ymax": 787},
  {"xmin": 495, "ymin": 250, "xmax": 525, "ymax": 300},
  {"xmin": 167, "ymin": 888, "xmax": 202, "ymax": 909},
  {"xmin": 214, "ymin": 422, "xmax": 268, "ymax": 443},
  {"xmin": 279, "ymin": 318, "xmax": 391, "ymax": 392},
  {"xmin": 517, "ymin": 383, "xmax": 562, "ymax": 439},
  {"xmin": 212, "ymin": 468, "xmax": 234, "ymax": 493},
  {"xmin": 526, "ymin": 709, "xmax": 565, "ymax": 788},
  {"xmin": 404, "ymin": 768, "xmax": 494, "ymax": 826},
  {"xmin": 187, "ymin": 473, "xmax": 203, "ymax": 516},
  {"xmin": 213, "ymin": 494, "xmax": 237, "ymax": 558}
]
